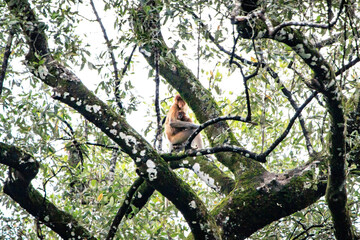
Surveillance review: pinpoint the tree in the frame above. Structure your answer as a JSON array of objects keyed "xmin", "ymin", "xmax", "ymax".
[{"xmin": 1, "ymin": 0, "xmax": 360, "ymax": 239}]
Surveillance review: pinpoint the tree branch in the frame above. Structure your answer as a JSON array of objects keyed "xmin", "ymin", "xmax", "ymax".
[
  {"xmin": 125, "ymin": 182, "xmax": 155, "ymax": 218},
  {"xmin": 179, "ymin": 92, "xmax": 315, "ymax": 163},
  {"xmin": 270, "ymin": 0, "xmax": 345, "ymax": 36},
  {"xmin": 191, "ymin": 10, "xmax": 315, "ymax": 156},
  {"xmin": 268, "ymin": 66, "xmax": 315, "ymax": 156},
  {"xmin": 116, "ymin": 44, "xmax": 137, "ymax": 111},
  {"xmin": 231, "ymin": 7, "xmax": 357, "ymax": 238},
  {"xmin": 0, "ymin": 29, "xmax": 14, "ymax": 96},
  {"xmin": 229, "ymin": 37, "xmax": 258, "ymax": 122},
  {"xmin": 0, "ymin": 143, "xmax": 95, "ymax": 239},
  {"xmin": 315, "ymin": 33, "xmax": 342, "ymax": 48},
  {"xmin": 168, "ymin": 156, "xmax": 235, "ymax": 194},
  {"xmin": 166, "ymin": 144, "xmax": 265, "ymax": 163},
  {"xmin": 184, "ymin": 115, "xmax": 256, "ymax": 150},
  {"xmin": 335, "ymin": 56, "xmax": 360, "ymax": 76},
  {"xmin": 153, "ymin": 49, "xmax": 162, "ymax": 151},
  {"xmin": 6, "ymin": 1, "xmax": 221, "ymax": 238},
  {"xmin": 85, "ymin": 141, "xmax": 119, "ymax": 150},
  {"xmin": 107, "ymin": 148, "xmax": 118, "ymax": 183},
  {"xmin": 260, "ymin": 92, "xmax": 317, "ymax": 158},
  {"xmin": 215, "ymin": 159, "xmax": 327, "ymax": 239},
  {"xmin": 106, "ymin": 177, "xmax": 144, "ymax": 240},
  {"xmin": 90, "ymin": 0, "xmax": 126, "ymax": 112},
  {"xmin": 133, "ymin": 0, "xmax": 264, "ymax": 174}
]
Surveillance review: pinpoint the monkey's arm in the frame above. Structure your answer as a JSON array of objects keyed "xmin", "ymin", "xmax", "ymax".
[{"xmin": 170, "ymin": 120, "xmax": 199, "ymax": 129}]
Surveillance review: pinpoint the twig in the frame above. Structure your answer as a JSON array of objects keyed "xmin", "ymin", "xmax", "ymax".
[
  {"xmin": 327, "ymin": 0, "xmax": 333, "ymax": 25},
  {"xmin": 292, "ymin": 223, "xmax": 326, "ymax": 240},
  {"xmin": 85, "ymin": 141, "xmax": 119, "ymax": 150},
  {"xmin": 179, "ymin": 92, "xmax": 316, "ymax": 162},
  {"xmin": 200, "ymin": 15, "xmax": 315, "ymax": 155},
  {"xmin": 272, "ymin": 65, "xmax": 315, "ymax": 156},
  {"xmin": 184, "ymin": 115, "xmax": 257, "ymax": 150},
  {"xmin": 339, "ymin": 15, "xmax": 348, "ymax": 88},
  {"xmin": 0, "ymin": 30, "xmax": 14, "ymax": 96},
  {"xmin": 116, "ymin": 44, "xmax": 137, "ymax": 109},
  {"xmin": 231, "ymin": 61, "xmax": 257, "ymax": 121},
  {"xmin": 271, "ymin": 0, "xmax": 345, "ymax": 36},
  {"xmin": 320, "ymin": 111, "xmax": 328, "ymax": 148},
  {"xmin": 229, "ymin": 32, "xmax": 241, "ymax": 67},
  {"xmin": 229, "ymin": 33, "xmax": 258, "ymax": 122},
  {"xmin": 260, "ymin": 92, "xmax": 317, "ymax": 158},
  {"xmin": 90, "ymin": 0, "xmax": 124, "ymax": 111},
  {"xmin": 315, "ymin": 33, "xmax": 342, "ymax": 48},
  {"xmin": 347, "ymin": 10, "xmax": 360, "ymax": 57},
  {"xmin": 231, "ymin": 58, "xmax": 257, "ymax": 119},
  {"xmin": 260, "ymin": 81, "xmax": 267, "ymax": 153},
  {"xmin": 189, "ymin": 10, "xmax": 249, "ymax": 64},
  {"xmin": 335, "ymin": 57, "xmax": 360, "ymax": 76},
  {"xmin": 36, "ymin": 219, "xmax": 44, "ymax": 240},
  {"xmin": 153, "ymin": 49, "xmax": 162, "ymax": 151},
  {"xmin": 196, "ymin": 4, "xmax": 202, "ymax": 80}
]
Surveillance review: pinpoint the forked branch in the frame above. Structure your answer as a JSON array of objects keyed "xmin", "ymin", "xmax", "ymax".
[{"xmin": 180, "ymin": 92, "xmax": 316, "ymax": 162}]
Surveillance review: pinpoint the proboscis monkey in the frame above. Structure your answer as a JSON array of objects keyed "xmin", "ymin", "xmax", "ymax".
[{"xmin": 165, "ymin": 95, "xmax": 203, "ymax": 151}]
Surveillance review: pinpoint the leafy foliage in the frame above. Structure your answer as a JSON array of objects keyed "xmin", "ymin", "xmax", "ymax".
[{"xmin": 0, "ymin": 0, "xmax": 360, "ymax": 239}]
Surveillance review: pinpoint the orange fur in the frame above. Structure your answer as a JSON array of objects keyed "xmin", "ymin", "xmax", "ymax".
[{"xmin": 165, "ymin": 95, "xmax": 203, "ymax": 150}]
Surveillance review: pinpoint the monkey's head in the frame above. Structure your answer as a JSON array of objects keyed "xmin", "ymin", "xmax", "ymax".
[
  {"xmin": 174, "ymin": 95, "xmax": 188, "ymax": 112},
  {"xmin": 177, "ymin": 111, "xmax": 185, "ymax": 120},
  {"xmin": 175, "ymin": 95, "xmax": 186, "ymax": 108}
]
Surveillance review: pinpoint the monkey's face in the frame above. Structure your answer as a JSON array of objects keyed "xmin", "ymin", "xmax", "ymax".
[{"xmin": 177, "ymin": 111, "xmax": 185, "ymax": 120}]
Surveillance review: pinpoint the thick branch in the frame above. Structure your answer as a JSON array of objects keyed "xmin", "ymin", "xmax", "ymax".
[
  {"xmin": 169, "ymin": 156, "xmax": 235, "ymax": 195},
  {"xmin": 125, "ymin": 155, "xmax": 236, "ymax": 220},
  {"xmin": 232, "ymin": 9, "xmax": 356, "ymax": 239},
  {"xmin": 0, "ymin": 143, "xmax": 95, "ymax": 239},
  {"xmin": 214, "ymin": 158, "xmax": 327, "ymax": 239},
  {"xmin": 132, "ymin": 0, "xmax": 265, "ymax": 174},
  {"xmin": 6, "ymin": 1, "xmax": 221, "ymax": 238},
  {"xmin": 165, "ymin": 145, "xmax": 265, "ymax": 163},
  {"xmin": 125, "ymin": 182, "xmax": 155, "ymax": 218},
  {"xmin": 191, "ymin": 10, "xmax": 315, "ymax": 156}
]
